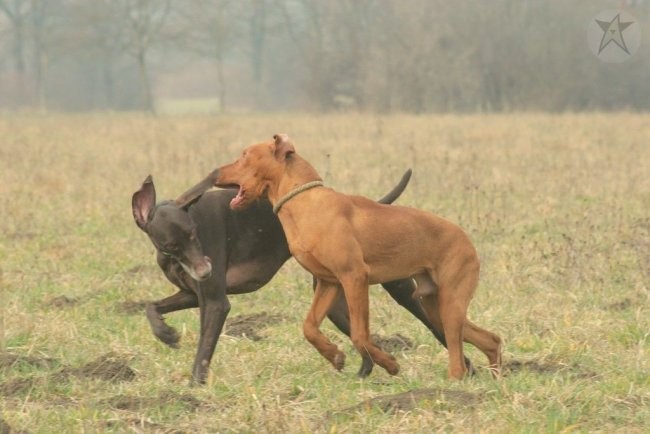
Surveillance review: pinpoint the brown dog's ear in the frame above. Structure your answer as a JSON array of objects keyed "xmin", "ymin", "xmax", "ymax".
[
  {"xmin": 132, "ymin": 175, "xmax": 156, "ymax": 229},
  {"xmin": 273, "ymin": 133, "xmax": 295, "ymax": 160}
]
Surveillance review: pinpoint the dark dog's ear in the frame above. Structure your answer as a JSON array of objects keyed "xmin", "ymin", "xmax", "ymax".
[
  {"xmin": 132, "ymin": 175, "xmax": 156, "ymax": 229},
  {"xmin": 174, "ymin": 168, "xmax": 220, "ymax": 210},
  {"xmin": 274, "ymin": 133, "xmax": 295, "ymax": 160}
]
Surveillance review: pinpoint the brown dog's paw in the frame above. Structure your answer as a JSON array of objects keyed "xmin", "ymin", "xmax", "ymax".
[
  {"xmin": 333, "ymin": 351, "xmax": 346, "ymax": 371},
  {"xmin": 384, "ymin": 360, "xmax": 400, "ymax": 376}
]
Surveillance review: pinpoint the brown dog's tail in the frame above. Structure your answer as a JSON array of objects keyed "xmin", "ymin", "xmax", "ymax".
[{"xmin": 376, "ymin": 169, "xmax": 412, "ymax": 204}]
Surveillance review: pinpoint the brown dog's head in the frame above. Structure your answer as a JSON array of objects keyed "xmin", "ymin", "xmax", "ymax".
[{"xmin": 217, "ymin": 134, "xmax": 295, "ymax": 210}]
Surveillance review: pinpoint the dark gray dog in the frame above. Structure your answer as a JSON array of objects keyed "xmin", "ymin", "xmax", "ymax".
[{"xmin": 132, "ymin": 171, "xmax": 470, "ymax": 384}]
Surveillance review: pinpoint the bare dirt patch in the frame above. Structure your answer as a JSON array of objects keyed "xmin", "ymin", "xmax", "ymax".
[
  {"xmin": 62, "ymin": 352, "xmax": 136, "ymax": 382},
  {"xmin": 0, "ymin": 377, "xmax": 36, "ymax": 396},
  {"xmin": 224, "ymin": 312, "xmax": 284, "ymax": 341},
  {"xmin": 0, "ymin": 417, "xmax": 29, "ymax": 434},
  {"xmin": 338, "ymin": 388, "xmax": 482, "ymax": 414},
  {"xmin": 0, "ymin": 353, "xmax": 59, "ymax": 370},
  {"xmin": 0, "ymin": 418, "xmax": 11, "ymax": 434},
  {"xmin": 606, "ymin": 298, "xmax": 633, "ymax": 311},
  {"xmin": 504, "ymin": 359, "xmax": 597, "ymax": 378},
  {"xmin": 371, "ymin": 333, "xmax": 414, "ymax": 353},
  {"xmin": 103, "ymin": 417, "xmax": 170, "ymax": 433},
  {"xmin": 1, "ymin": 352, "xmax": 136, "ymax": 397},
  {"xmin": 116, "ymin": 299, "xmax": 149, "ymax": 315},
  {"xmin": 44, "ymin": 295, "xmax": 79, "ymax": 308},
  {"xmin": 102, "ymin": 391, "xmax": 203, "ymax": 411},
  {"xmin": 124, "ymin": 264, "xmax": 148, "ymax": 274}
]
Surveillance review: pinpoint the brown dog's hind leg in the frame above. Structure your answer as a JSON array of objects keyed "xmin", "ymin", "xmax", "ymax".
[
  {"xmin": 414, "ymin": 273, "xmax": 474, "ymax": 375},
  {"xmin": 339, "ymin": 271, "xmax": 400, "ymax": 377},
  {"xmin": 437, "ymin": 292, "xmax": 468, "ymax": 380},
  {"xmin": 431, "ymin": 265, "xmax": 480, "ymax": 380},
  {"xmin": 463, "ymin": 320, "xmax": 502, "ymax": 377},
  {"xmin": 303, "ymin": 279, "xmax": 347, "ymax": 371}
]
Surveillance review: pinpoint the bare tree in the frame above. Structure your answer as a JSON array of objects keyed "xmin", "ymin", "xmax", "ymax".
[
  {"xmin": 1, "ymin": 0, "xmax": 649, "ymax": 112},
  {"xmin": 179, "ymin": 0, "xmax": 239, "ymax": 112},
  {"xmin": 112, "ymin": 0, "xmax": 172, "ymax": 112},
  {"xmin": 68, "ymin": 1, "xmax": 126, "ymax": 109},
  {"xmin": 0, "ymin": 0, "xmax": 28, "ymax": 73}
]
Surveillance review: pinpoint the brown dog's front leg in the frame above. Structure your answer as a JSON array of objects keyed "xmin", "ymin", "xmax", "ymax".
[
  {"xmin": 303, "ymin": 279, "xmax": 346, "ymax": 371},
  {"xmin": 339, "ymin": 271, "xmax": 400, "ymax": 377},
  {"xmin": 313, "ymin": 276, "xmax": 375, "ymax": 377}
]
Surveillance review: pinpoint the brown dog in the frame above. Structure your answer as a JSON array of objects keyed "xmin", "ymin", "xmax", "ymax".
[{"xmin": 202, "ymin": 134, "xmax": 501, "ymax": 379}]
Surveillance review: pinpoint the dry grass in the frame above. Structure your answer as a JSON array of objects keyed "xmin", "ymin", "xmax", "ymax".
[{"xmin": 0, "ymin": 113, "xmax": 648, "ymax": 432}]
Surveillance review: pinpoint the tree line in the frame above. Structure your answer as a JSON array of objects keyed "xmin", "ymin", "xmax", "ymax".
[{"xmin": 0, "ymin": 0, "xmax": 648, "ymax": 113}]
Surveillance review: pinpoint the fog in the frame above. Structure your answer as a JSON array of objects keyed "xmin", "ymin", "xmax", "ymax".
[{"xmin": 0, "ymin": 0, "xmax": 648, "ymax": 113}]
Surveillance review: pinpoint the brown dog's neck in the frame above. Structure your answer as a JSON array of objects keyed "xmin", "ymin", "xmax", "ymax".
[{"xmin": 268, "ymin": 153, "xmax": 323, "ymax": 204}]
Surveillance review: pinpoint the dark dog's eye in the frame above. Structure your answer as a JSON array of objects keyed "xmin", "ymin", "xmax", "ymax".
[{"xmin": 161, "ymin": 250, "xmax": 174, "ymax": 258}]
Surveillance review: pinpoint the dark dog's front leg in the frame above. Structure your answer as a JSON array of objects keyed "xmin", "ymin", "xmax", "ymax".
[
  {"xmin": 146, "ymin": 290, "xmax": 198, "ymax": 348},
  {"xmin": 381, "ymin": 279, "xmax": 474, "ymax": 375},
  {"xmin": 191, "ymin": 288, "xmax": 231, "ymax": 385}
]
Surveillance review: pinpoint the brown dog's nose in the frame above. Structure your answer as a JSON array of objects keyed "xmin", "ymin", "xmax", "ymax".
[{"xmin": 274, "ymin": 133, "xmax": 289, "ymax": 144}]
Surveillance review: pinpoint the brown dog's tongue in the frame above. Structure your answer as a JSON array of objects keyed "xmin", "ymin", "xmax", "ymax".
[{"xmin": 230, "ymin": 188, "xmax": 245, "ymax": 209}]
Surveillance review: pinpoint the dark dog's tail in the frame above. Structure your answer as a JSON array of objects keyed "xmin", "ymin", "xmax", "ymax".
[{"xmin": 376, "ymin": 169, "xmax": 412, "ymax": 204}]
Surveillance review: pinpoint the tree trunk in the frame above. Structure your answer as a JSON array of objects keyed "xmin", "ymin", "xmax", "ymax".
[
  {"xmin": 31, "ymin": 0, "xmax": 46, "ymax": 111},
  {"xmin": 137, "ymin": 50, "xmax": 155, "ymax": 113}
]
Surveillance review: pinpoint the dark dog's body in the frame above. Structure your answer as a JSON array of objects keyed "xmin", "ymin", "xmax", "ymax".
[{"xmin": 133, "ymin": 173, "xmax": 469, "ymax": 384}]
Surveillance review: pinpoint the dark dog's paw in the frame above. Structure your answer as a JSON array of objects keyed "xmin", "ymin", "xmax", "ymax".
[
  {"xmin": 466, "ymin": 359, "xmax": 475, "ymax": 377},
  {"xmin": 333, "ymin": 351, "xmax": 346, "ymax": 371},
  {"xmin": 146, "ymin": 304, "xmax": 181, "ymax": 348},
  {"xmin": 155, "ymin": 326, "xmax": 181, "ymax": 348},
  {"xmin": 357, "ymin": 356, "xmax": 374, "ymax": 378}
]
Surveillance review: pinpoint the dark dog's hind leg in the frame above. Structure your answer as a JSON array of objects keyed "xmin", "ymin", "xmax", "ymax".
[
  {"xmin": 381, "ymin": 279, "xmax": 474, "ymax": 375},
  {"xmin": 146, "ymin": 290, "xmax": 198, "ymax": 348}
]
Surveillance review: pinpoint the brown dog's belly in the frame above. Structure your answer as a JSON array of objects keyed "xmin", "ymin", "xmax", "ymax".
[{"xmin": 367, "ymin": 263, "xmax": 428, "ymax": 286}]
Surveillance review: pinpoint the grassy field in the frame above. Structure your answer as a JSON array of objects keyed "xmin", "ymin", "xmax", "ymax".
[{"xmin": 0, "ymin": 113, "xmax": 648, "ymax": 433}]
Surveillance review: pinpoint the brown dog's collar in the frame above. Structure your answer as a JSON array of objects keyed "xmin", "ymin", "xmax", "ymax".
[{"xmin": 273, "ymin": 181, "xmax": 324, "ymax": 214}]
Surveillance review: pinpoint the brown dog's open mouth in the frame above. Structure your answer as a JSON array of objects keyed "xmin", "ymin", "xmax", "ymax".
[{"xmin": 230, "ymin": 187, "xmax": 246, "ymax": 209}]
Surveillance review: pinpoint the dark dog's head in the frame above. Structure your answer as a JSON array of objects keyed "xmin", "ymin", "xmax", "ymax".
[{"xmin": 132, "ymin": 176, "xmax": 212, "ymax": 281}]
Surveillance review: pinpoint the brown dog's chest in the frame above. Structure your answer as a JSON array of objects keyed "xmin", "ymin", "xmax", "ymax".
[{"xmin": 290, "ymin": 246, "xmax": 336, "ymax": 281}]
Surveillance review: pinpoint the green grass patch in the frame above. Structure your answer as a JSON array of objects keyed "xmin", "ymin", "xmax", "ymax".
[{"xmin": 1, "ymin": 113, "xmax": 648, "ymax": 432}]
